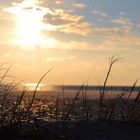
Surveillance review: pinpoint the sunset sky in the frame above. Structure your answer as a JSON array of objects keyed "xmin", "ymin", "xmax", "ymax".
[{"xmin": 0, "ymin": 0, "xmax": 140, "ymax": 86}]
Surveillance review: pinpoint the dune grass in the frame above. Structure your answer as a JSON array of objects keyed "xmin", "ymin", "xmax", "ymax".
[{"xmin": 0, "ymin": 58, "xmax": 140, "ymax": 133}]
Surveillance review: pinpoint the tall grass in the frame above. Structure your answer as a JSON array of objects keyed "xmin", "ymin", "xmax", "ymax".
[
  {"xmin": 99, "ymin": 56, "xmax": 121, "ymax": 120},
  {"xmin": 0, "ymin": 58, "xmax": 140, "ymax": 132},
  {"xmin": 26, "ymin": 68, "xmax": 53, "ymax": 117}
]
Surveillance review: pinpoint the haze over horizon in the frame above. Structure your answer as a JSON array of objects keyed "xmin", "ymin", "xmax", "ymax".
[{"xmin": 0, "ymin": 0, "xmax": 140, "ymax": 86}]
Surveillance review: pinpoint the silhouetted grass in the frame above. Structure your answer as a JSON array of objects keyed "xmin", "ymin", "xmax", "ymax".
[{"xmin": 0, "ymin": 58, "xmax": 140, "ymax": 140}]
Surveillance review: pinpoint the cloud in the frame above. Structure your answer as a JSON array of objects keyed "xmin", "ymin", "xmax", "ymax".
[
  {"xmin": 49, "ymin": 32, "xmax": 140, "ymax": 51},
  {"xmin": 58, "ymin": 41, "xmax": 92, "ymax": 50},
  {"xmin": 112, "ymin": 17, "xmax": 131, "ymax": 25},
  {"xmin": 49, "ymin": 22, "xmax": 92, "ymax": 35},
  {"xmin": 93, "ymin": 10, "xmax": 107, "ymax": 17},
  {"xmin": 42, "ymin": 56, "xmax": 75, "ymax": 62},
  {"xmin": 3, "ymin": 53, "xmax": 12, "ymax": 57},
  {"xmin": 119, "ymin": 12, "xmax": 126, "ymax": 16},
  {"xmin": 51, "ymin": 9, "xmax": 84, "ymax": 22},
  {"xmin": 6, "ymin": 0, "xmax": 132, "ymax": 37},
  {"xmin": 43, "ymin": 39, "xmax": 120, "ymax": 51},
  {"xmin": 56, "ymin": 0, "xmax": 63, "ymax": 4},
  {"xmin": 95, "ymin": 35, "xmax": 140, "ymax": 52},
  {"xmin": 43, "ymin": 8, "xmax": 92, "ymax": 35},
  {"xmin": 72, "ymin": 3, "xmax": 87, "ymax": 8},
  {"xmin": 6, "ymin": 0, "xmax": 90, "ymax": 36},
  {"xmin": 43, "ymin": 8, "xmax": 132, "ymax": 36},
  {"xmin": 112, "ymin": 36, "xmax": 140, "ymax": 46},
  {"xmin": 3, "ymin": 0, "xmax": 138, "ymax": 44},
  {"xmin": 91, "ymin": 26, "xmax": 131, "ymax": 36},
  {"xmin": 5, "ymin": 0, "xmax": 52, "ymax": 16},
  {"xmin": 136, "ymin": 24, "xmax": 140, "ymax": 28}
]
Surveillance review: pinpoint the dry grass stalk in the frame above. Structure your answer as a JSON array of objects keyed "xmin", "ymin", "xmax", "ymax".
[
  {"xmin": 99, "ymin": 56, "xmax": 121, "ymax": 120},
  {"xmin": 64, "ymin": 83, "xmax": 85, "ymax": 120},
  {"xmin": 26, "ymin": 68, "xmax": 53, "ymax": 118}
]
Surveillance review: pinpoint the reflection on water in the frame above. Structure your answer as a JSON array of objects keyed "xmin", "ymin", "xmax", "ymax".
[
  {"xmin": 23, "ymin": 84, "xmax": 140, "ymax": 92},
  {"xmin": 0, "ymin": 83, "xmax": 140, "ymax": 122},
  {"xmin": 17, "ymin": 84, "xmax": 140, "ymax": 99}
]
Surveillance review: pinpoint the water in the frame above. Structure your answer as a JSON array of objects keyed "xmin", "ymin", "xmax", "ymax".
[
  {"xmin": 13, "ymin": 85, "xmax": 140, "ymax": 99},
  {"xmin": 46, "ymin": 85, "xmax": 140, "ymax": 92}
]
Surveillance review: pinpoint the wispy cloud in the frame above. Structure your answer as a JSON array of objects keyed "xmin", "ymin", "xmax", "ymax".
[
  {"xmin": 5, "ymin": 0, "xmax": 93, "ymax": 36},
  {"xmin": 72, "ymin": 3, "xmax": 87, "ymax": 8},
  {"xmin": 91, "ymin": 26, "xmax": 131, "ymax": 36},
  {"xmin": 49, "ymin": 32, "xmax": 140, "ymax": 51},
  {"xmin": 43, "ymin": 10, "xmax": 132, "ymax": 36},
  {"xmin": 3, "ymin": 53, "xmax": 12, "ymax": 57},
  {"xmin": 119, "ymin": 12, "xmax": 126, "ymax": 15},
  {"xmin": 55, "ymin": 0, "xmax": 64, "ymax": 5},
  {"xmin": 112, "ymin": 17, "xmax": 131, "ymax": 25},
  {"xmin": 51, "ymin": 9, "xmax": 84, "ymax": 22},
  {"xmin": 43, "ymin": 8, "xmax": 92, "ymax": 35},
  {"xmin": 2, "ymin": 0, "xmax": 140, "ymax": 48},
  {"xmin": 93, "ymin": 10, "xmax": 107, "ymax": 17},
  {"xmin": 5, "ymin": 0, "xmax": 133, "ymax": 37},
  {"xmin": 42, "ymin": 56, "xmax": 75, "ymax": 62},
  {"xmin": 136, "ymin": 24, "xmax": 140, "ymax": 28}
]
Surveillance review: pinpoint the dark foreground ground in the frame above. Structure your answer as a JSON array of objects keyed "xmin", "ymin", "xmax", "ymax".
[{"xmin": 0, "ymin": 120, "xmax": 140, "ymax": 140}]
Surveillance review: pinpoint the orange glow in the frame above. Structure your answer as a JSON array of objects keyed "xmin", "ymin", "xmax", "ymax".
[
  {"xmin": 25, "ymin": 83, "xmax": 45, "ymax": 91},
  {"xmin": 6, "ymin": 0, "xmax": 57, "ymax": 49}
]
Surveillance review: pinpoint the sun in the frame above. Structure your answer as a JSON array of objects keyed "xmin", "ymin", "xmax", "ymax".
[{"xmin": 6, "ymin": 0, "xmax": 57, "ymax": 49}]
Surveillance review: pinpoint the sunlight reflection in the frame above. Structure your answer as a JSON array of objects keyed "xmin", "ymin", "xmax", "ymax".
[{"xmin": 25, "ymin": 83, "xmax": 45, "ymax": 91}]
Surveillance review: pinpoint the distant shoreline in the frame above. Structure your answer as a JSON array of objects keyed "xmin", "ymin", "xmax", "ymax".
[{"xmin": 21, "ymin": 85, "xmax": 140, "ymax": 92}]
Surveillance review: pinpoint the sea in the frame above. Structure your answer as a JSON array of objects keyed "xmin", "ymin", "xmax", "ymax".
[
  {"xmin": 51, "ymin": 85, "xmax": 140, "ymax": 92},
  {"xmin": 1, "ymin": 84, "xmax": 140, "ymax": 99},
  {"xmin": 25, "ymin": 85, "xmax": 140, "ymax": 99}
]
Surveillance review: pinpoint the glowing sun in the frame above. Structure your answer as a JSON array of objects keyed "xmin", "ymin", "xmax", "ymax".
[{"xmin": 6, "ymin": 0, "xmax": 57, "ymax": 49}]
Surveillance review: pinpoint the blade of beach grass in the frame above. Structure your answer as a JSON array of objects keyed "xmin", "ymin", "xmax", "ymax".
[
  {"xmin": 60, "ymin": 79, "xmax": 65, "ymax": 120},
  {"xmin": 26, "ymin": 68, "xmax": 54, "ymax": 117},
  {"xmin": 107, "ymin": 91, "xmax": 125, "ymax": 120},
  {"xmin": 0, "ymin": 81, "xmax": 22, "ymax": 127},
  {"xmin": 0, "ymin": 75, "xmax": 17, "ymax": 80},
  {"xmin": 0, "ymin": 84, "xmax": 8, "ymax": 110},
  {"xmin": 0, "ymin": 80, "xmax": 21, "ymax": 110},
  {"xmin": 54, "ymin": 93, "xmax": 60, "ymax": 120},
  {"xmin": 125, "ymin": 79, "xmax": 138, "ymax": 105},
  {"xmin": 121, "ymin": 80, "xmax": 138, "ymax": 121},
  {"xmin": 63, "ymin": 82, "xmax": 85, "ymax": 121},
  {"xmin": 0, "ymin": 65, "xmax": 18, "ymax": 100},
  {"xmin": 0, "ymin": 65, "xmax": 11, "ymax": 92},
  {"xmin": 94, "ymin": 78, "xmax": 103, "ymax": 120},
  {"xmin": 132, "ymin": 92, "xmax": 140, "ymax": 121},
  {"xmin": 0, "ymin": 65, "xmax": 12, "ymax": 84},
  {"xmin": 101, "ymin": 56, "xmax": 121, "ymax": 99},
  {"xmin": 0, "ymin": 68, "xmax": 6, "ymax": 71},
  {"xmin": 83, "ymin": 74, "xmax": 92, "ymax": 120},
  {"xmin": 0, "ymin": 63, "xmax": 7, "ymax": 68},
  {"xmin": 103, "ymin": 88, "xmax": 123, "ymax": 120},
  {"xmin": 99, "ymin": 56, "xmax": 121, "ymax": 120},
  {"xmin": 62, "ymin": 78, "xmax": 65, "ymax": 106},
  {"xmin": 128, "ymin": 91, "xmax": 140, "ymax": 121},
  {"xmin": 10, "ymin": 88, "xmax": 28, "ymax": 125},
  {"xmin": 0, "ymin": 63, "xmax": 7, "ymax": 73}
]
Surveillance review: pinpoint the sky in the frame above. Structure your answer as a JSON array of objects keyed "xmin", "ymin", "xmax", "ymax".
[{"xmin": 0, "ymin": 0, "xmax": 140, "ymax": 86}]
